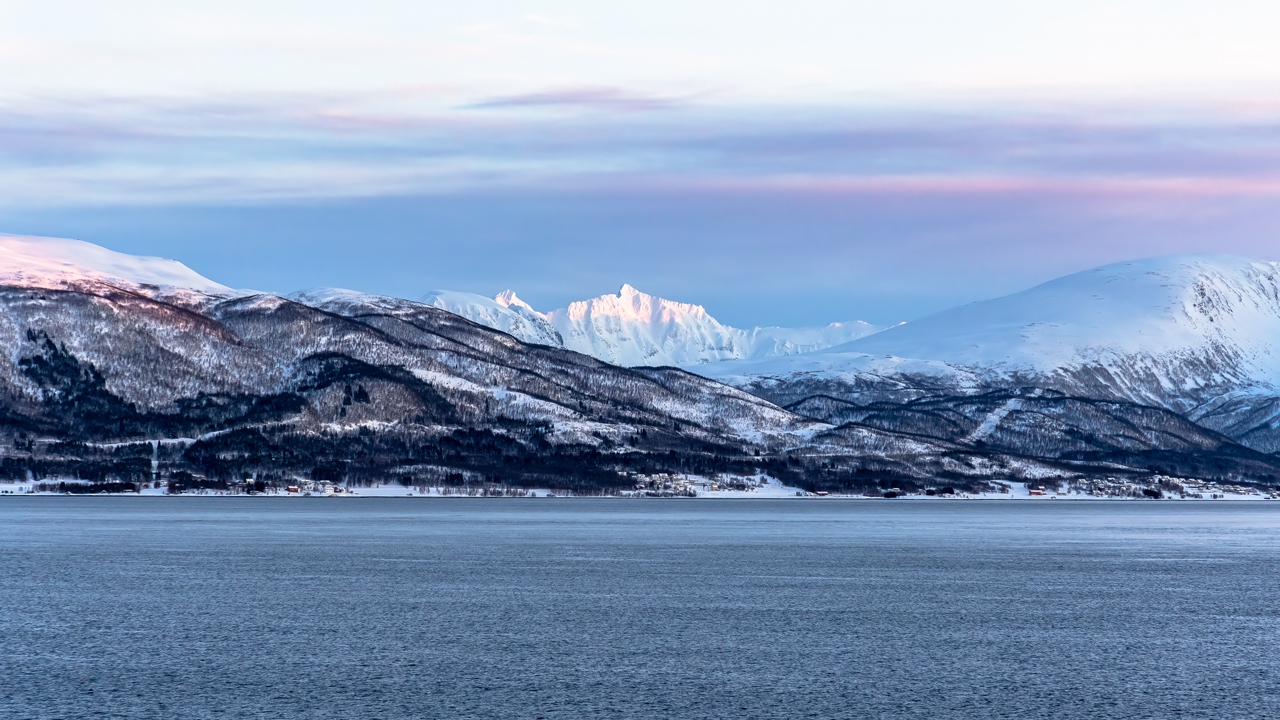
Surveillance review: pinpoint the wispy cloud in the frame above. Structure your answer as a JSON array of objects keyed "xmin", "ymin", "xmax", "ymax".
[
  {"xmin": 5, "ymin": 91, "xmax": 1280, "ymax": 207},
  {"xmin": 467, "ymin": 86, "xmax": 696, "ymax": 111}
]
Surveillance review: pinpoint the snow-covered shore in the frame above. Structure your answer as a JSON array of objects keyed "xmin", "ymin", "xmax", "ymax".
[{"xmin": 2, "ymin": 479, "xmax": 1273, "ymax": 501}]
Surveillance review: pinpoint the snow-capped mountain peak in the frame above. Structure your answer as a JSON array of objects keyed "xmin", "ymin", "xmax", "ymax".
[
  {"xmin": 558, "ymin": 285, "xmax": 713, "ymax": 326},
  {"xmin": 0, "ymin": 234, "xmax": 235, "ymax": 297},
  {"xmin": 545, "ymin": 286, "xmax": 732, "ymax": 365},
  {"xmin": 701, "ymin": 254, "xmax": 1280, "ymax": 446},
  {"xmin": 420, "ymin": 289, "xmax": 563, "ymax": 347},
  {"xmin": 494, "ymin": 289, "xmax": 537, "ymax": 313},
  {"xmin": 838, "ymin": 254, "xmax": 1280, "ymax": 378},
  {"xmin": 416, "ymin": 283, "xmax": 883, "ymax": 367}
]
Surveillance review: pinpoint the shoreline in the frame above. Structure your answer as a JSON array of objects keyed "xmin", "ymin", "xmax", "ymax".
[{"xmin": 1, "ymin": 481, "xmax": 1272, "ymax": 502}]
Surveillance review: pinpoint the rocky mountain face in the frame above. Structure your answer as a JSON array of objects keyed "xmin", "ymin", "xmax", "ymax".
[{"xmin": 2, "ymin": 235, "xmax": 1279, "ymax": 495}]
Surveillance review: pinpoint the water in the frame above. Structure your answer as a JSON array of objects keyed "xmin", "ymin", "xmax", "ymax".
[{"xmin": 2, "ymin": 499, "xmax": 1279, "ymax": 719}]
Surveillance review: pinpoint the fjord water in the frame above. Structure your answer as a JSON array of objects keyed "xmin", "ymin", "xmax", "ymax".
[{"xmin": 3, "ymin": 500, "xmax": 1279, "ymax": 719}]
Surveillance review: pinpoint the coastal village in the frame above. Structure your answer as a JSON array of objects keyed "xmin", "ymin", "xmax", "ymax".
[{"xmin": 1, "ymin": 471, "xmax": 1275, "ymax": 500}]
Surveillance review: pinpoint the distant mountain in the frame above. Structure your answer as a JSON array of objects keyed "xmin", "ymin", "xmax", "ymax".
[
  {"xmin": 844, "ymin": 255, "xmax": 1280, "ymax": 385},
  {"xmin": 413, "ymin": 283, "xmax": 882, "ymax": 366},
  {"xmin": 702, "ymin": 255, "xmax": 1280, "ymax": 452},
  {"xmin": 418, "ymin": 289, "xmax": 564, "ymax": 347}
]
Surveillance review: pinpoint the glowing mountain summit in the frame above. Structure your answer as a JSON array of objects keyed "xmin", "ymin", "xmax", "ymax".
[
  {"xmin": 0, "ymin": 234, "xmax": 235, "ymax": 296},
  {"xmin": 421, "ymin": 284, "xmax": 882, "ymax": 367}
]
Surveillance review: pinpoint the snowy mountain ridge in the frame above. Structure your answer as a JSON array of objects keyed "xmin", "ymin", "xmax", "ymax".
[
  {"xmin": 840, "ymin": 254, "xmax": 1280, "ymax": 379},
  {"xmin": 0, "ymin": 233, "xmax": 241, "ymax": 300},
  {"xmin": 701, "ymin": 254, "xmax": 1280, "ymax": 450},
  {"xmin": 419, "ymin": 283, "xmax": 882, "ymax": 367}
]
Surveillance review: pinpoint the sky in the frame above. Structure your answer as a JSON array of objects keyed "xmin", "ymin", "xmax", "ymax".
[{"xmin": 4, "ymin": 1, "xmax": 1280, "ymax": 326}]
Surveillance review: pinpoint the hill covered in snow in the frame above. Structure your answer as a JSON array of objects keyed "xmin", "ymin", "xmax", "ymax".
[
  {"xmin": 0, "ymin": 233, "xmax": 242, "ymax": 302},
  {"xmin": 703, "ymin": 255, "xmax": 1280, "ymax": 451},
  {"xmin": 843, "ymin": 254, "xmax": 1280, "ymax": 383}
]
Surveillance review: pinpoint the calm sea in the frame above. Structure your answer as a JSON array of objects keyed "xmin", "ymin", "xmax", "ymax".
[{"xmin": 2, "ymin": 498, "xmax": 1279, "ymax": 719}]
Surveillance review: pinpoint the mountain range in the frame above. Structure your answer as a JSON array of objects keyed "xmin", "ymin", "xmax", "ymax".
[
  {"xmin": 415, "ymin": 284, "xmax": 882, "ymax": 366},
  {"xmin": 2, "ymin": 233, "xmax": 1279, "ymax": 496}
]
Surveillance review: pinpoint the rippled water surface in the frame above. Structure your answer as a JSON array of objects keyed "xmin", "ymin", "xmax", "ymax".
[{"xmin": 3, "ymin": 498, "xmax": 1280, "ymax": 719}]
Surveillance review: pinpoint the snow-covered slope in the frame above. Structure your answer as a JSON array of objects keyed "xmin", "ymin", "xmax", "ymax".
[
  {"xmin": 703, "ymin": 255, "xmax": 1280, "ymax": 446},
  {"xmin": 0, "ymin": 234, "xmax": 237, "ymax": 298},
  {"xmin": 418, "ymin": 283, "xmax": 880, "ymax": 367},
  {"xmin": 427, "ymin": 289, "xmax": 563, "ymax": 347},
  {"xmin": 742, "ymin": 321, "xmax": 892, "ymax": 359},
  {"xmin": 295, "ymin": 288, "xmax": 568, "ymax": 346},
  {"xmin": 841, "ymin": 255, "xmax": 1280, "ymax": 383}
]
